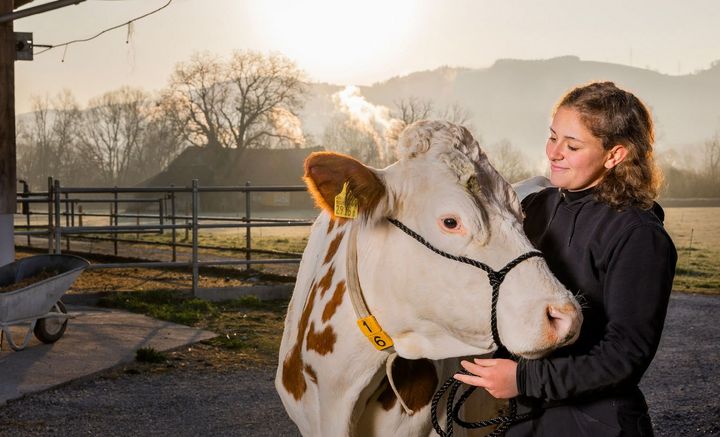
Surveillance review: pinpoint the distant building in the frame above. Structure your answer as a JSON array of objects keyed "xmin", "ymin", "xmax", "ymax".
[{"xmin": 140, "ymin": 146, "xmax": 324, "ymax": 212}]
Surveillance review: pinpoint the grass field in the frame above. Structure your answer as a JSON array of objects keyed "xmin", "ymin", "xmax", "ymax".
[
  {"xmin": 97, "ymin": 291, "xmax": 287, "ymax": 366},
  {"xmin": 664, "ymin": 207, "xmax": 720, "ymax": 293}
]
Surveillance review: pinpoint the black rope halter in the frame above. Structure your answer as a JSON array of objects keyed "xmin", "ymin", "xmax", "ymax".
[{"xmin": 386, "ymin": 218, "xmax": 543, "ymax": 437}]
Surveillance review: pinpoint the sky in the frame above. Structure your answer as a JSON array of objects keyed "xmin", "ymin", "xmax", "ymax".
[{"xmin": 13, "ymin": 0, "xmax": 720, "ymax": 114}]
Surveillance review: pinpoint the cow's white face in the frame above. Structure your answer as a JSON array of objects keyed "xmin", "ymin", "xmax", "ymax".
[{"xmin": 304, "ymin": 120, "xmax": 581, "ymax": 361}]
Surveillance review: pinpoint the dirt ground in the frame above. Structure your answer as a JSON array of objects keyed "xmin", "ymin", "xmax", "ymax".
[
  {"xmin": 0, "ymin": 292, "xmax": 717, "ymax": 436},
  {"xmin": 3, "ymin": 248, "xmax": 719, "ymax": 436}
]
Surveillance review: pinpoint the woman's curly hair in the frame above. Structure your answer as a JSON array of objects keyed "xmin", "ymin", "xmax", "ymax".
[{"xmin": 556, "ymin": 81, "xmax": 662, "ymax": 210}]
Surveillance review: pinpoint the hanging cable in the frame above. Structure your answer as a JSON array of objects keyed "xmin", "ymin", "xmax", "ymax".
[{"xmin": 33, "ymin": 0, "xmax": 173, "ymax": 57}]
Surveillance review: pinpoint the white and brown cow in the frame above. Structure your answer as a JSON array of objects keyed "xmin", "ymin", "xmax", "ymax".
[{"xmin": 275, "ymin": 120, "xmax": 582, "ymax": 436}]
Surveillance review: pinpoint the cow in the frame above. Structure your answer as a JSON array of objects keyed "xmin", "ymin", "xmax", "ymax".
[{"xmin": 275, "ymin": 120, "xmax": 582, "ymax": 436}]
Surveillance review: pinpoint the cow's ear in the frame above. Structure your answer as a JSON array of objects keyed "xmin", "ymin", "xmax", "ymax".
[{"xmin": 304, "ymin": 152, "xmax": 386, "ymax": 219}]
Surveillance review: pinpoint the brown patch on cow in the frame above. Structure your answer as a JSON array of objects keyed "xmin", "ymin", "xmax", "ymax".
[
  {"xmin": 303, "ymin": 152, "xmax": 386, "ymax": 219},
  {"xmin": 317, "ymin": 264, "xmax": 335, "ymax": 297},
  {"xmin": 377, "ymin": 378, "xmax": 397, "ymax": 410},
  {"xmin": 282, "ymin": 349, "xmax": 306, "ymax": 401},
  {"xmin": 323, "ymin": 231, "xmax": 345, "ymax": 265},
  {"xmin": 322, "ymin": 280, "xmax": 346, "ymax": 322},
  {"xmin": 304, "ymin": 364, "xmax": 318, "ymax": 385},
  {"xmin": 306, "ymin": 321, "xmax": 337, "ymax": 355},
  {"xmin": 377, "ymin": 358, "xmax": 439, "ymax": 413},
  {"xmin": 327, "ymin": 218, "xmax": 335, "ymax": 234},
  {"xmin": 281, "ymin": 282, "xmax": 320, "ymax": 400}
]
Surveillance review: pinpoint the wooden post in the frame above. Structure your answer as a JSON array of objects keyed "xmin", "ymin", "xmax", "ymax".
[{"xmin": 0, "ymin": 0, "xmax": 16, "ymax": 266}]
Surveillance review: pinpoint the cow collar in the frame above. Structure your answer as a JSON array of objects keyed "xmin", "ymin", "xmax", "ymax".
[
  {"xmin": 347, "ymin": 220, "xmax": 420, "ymax": 415},
  {"xmin": 345, "ymin": 220, "xmax": 396, "ymax": 352}
]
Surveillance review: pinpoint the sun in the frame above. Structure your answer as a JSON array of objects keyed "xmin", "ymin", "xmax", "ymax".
[{"xmin": 245, "ymin": 0, "xmax": 420, "ymax": 84}]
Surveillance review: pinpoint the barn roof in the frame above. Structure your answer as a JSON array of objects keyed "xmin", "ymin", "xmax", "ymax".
[{"xmin": 141, "ymin": 146, "xmax": 325, "ymax": 188}]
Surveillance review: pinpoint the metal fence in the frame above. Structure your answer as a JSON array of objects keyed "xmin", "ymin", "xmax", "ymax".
[{"xmin": 14, "ymin": 178, "xmax": 314, "ymax": 295}]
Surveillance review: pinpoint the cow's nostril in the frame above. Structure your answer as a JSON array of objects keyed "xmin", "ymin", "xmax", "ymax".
[{"xmin": 547, "ymin": 305, "xmax": 573, "ymax": 343}]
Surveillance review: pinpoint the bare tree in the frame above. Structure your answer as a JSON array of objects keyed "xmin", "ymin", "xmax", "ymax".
[
  {"xmin": 162, "ymin": 52, "xmax": 228, "ymax": 149},
  {"xmin": 126, "ymin": 102, "xmax": 184, "ymax": 183},
  {"xmin": 322, "ymin": 115, "xmax": 380, "ymax": 165},
  {"xmin": 164, "ymin": 50, "xmax": 307, "ymax": 150},
  {"xmin": 77, "ymin": 87, "xmax": 149, "ymax": 185},
  {"xmin": 703, "ymin": 133, "xmax": 720, "ymax": 184},
  {"xmin": 437, "ymin": 102, "xmax": 473, "ymax": 128},
  {"xmin": 393, "ymin": 97, "xmax": 433, "ymax": 125},
  {"xmin": 16, "ymin": 90, "xmax": 82, "ymax": 188},
  {"xmin": 226, "ymin": 51, "xmax": 307, "ymax": 149},
  {"xmin": 392, "ymin": 97, "xmax": 473, "ymax": 130},
  {"xmin": 488, "ymin": 139, "xmax": 532, "ymax": 183}
]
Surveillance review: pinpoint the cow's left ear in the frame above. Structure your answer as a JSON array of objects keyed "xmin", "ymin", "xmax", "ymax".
[{"xmin": 303, "ymin": 152, "xmax": 387, "ymax": 219}]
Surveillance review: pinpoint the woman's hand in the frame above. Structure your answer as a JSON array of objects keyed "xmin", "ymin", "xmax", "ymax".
[{"xmin": 453, "ymin": 358, "xmax": 519, "ymax": 399}]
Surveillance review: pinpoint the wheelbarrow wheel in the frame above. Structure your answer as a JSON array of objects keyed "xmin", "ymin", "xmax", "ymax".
[{"xmin": 34, "ymin": 301, "xmax": 68, "ymax": 344}]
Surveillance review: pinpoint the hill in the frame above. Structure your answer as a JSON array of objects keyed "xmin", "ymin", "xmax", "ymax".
[{"xmin": 302, "ymin": 56, "xmax": 720, "ymax": 164}]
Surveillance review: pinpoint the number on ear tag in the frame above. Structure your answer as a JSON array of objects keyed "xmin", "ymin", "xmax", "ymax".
[
  {"xmin": 357, "ymin": 315, "xmax": 394, "ymax": 351},
  {"xmin": 334, "ymin": 182, "xmax": 358, "ymax": 219}
]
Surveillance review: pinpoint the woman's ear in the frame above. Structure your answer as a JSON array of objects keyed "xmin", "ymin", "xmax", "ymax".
[{"xmin": 604, "ymin": 145, "xmax": 628, "ymax": 169}]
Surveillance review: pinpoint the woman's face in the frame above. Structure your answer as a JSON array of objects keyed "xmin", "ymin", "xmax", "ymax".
[{"xmin": 546, "ymin": 106, "xmax": 610, "ymax": 191}]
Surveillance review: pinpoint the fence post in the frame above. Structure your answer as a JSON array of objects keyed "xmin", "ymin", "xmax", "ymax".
[
  {"xmin": 64, "ymin": 192, "xmax": 70, "ymax": 252},
  {"xmin": 113, "ymin": 187, "xmax": 118, "ymax": 256},
  {"xmin": 54, "ymin": 180, "xmax": 61, "ymax": 254},
  {"xmin": 78, "ymin": 205, "xmax": 83, "ymax": 227},
  {"xmin": 47, "ymin": 177, "xmax": 53, "ymax": 254},
  {"xmin": 170, "ymin": 186, "xmax": 177, "ymax": 262},
  {"xmin": 159, "ymin": 198, "xmax": 165, "ymax": 235},
  {"xmin": 245, "ymin": 181, "xmax": 251, "ymax": 271},
  {"xmin": 191, "ymin": 179, "xmax": 199, "ymax": 296},
  {"xmin": 20, "ymin": 179, "xmax": 30, "ymax": 247}
]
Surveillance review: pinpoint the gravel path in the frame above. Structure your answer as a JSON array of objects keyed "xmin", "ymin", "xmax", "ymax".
[{"xmin": 0, "ymin": 293, "xmax": 718, "ymax": 436}]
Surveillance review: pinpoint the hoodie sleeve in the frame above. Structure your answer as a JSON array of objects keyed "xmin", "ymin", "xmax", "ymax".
[{"xmin": 516, "ymin": 223, "xmax": 677, "ymax": 401}]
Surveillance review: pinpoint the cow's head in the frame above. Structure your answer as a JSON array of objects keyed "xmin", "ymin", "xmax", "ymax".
[{"xmin": 304, "ymin": 120, "xmax": 581, "ymax": 360}]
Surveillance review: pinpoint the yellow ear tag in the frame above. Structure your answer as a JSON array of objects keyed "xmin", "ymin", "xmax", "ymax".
[
  {"xmin": 357, "ymin": 315, "xmax": 394, "ymax": 351},
  {"xmin": 334, "ymin": 182, "xmax": 359, "ymax": 219}
]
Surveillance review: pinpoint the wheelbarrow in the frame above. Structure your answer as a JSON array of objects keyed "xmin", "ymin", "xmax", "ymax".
[{"xmin": 0, "ymin": 254, "xmax": 89, "ymax": 351}]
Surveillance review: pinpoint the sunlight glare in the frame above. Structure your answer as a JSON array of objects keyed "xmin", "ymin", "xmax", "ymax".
[{"xmin": 246, "ymin": 0, "xmax": 419, "ymax": 83}]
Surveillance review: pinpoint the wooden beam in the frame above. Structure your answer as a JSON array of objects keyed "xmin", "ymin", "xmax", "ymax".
[
  {"xmin": 14, "ymin": 0, "xmax": 34, "ymax": 9},
  {"xmin": 0, "ymin": 0, "xmax": 15, "ymax": 214}
]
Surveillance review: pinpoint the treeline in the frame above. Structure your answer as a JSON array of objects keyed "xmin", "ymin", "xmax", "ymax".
[
  {"xmin": 659, "ymin": 136, "xmax": 720, "ymax": 198},
  {"xmin": 16, "ymin": 49, "xmax": 720, "ymax": 198},
  {"xmin": 17, "ymin": 50, "xmax": 308, "ymax": 190},
  {"xmin": 17, "ymin": 88, "xmax": 182, "ymax": 189}
]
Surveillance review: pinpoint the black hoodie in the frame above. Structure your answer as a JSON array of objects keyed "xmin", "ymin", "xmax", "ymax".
[{"xmin": 517, "ymin": 187, "xmax": 677, "ymax": 402}]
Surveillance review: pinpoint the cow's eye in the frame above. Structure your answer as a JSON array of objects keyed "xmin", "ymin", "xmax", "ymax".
[
  {"xmin": 438, "ymin": 215, "xmax": 465, "ymax": 234},
  {"xmin": 443, "ymin": 218, "xmax": 458, "ymax": 229}
]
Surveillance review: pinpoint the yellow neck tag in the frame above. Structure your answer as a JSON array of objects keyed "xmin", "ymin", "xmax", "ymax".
[
  {"xmin": 357, "ymin": 315, "xmax": 394, "ymax": 351},
  {"xmin": 334, "ymin": 182, "xmax": 359, "ymax": 219}
]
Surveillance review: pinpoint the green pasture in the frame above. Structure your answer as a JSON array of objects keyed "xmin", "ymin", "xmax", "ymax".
[
  {"xmin": 664, "ymin": 207, "xmax": 720, "ymax": 294},
  {"xmin": 135, "ymin": 230, "xmax": 309, "ymax": 255},
  {"xmin": 120, "ymin": 207, "xmax": 719, "ymax": 294},
  {"xmin": 99, "ymin": 291, "xmax": 287, "ymax": 365}
]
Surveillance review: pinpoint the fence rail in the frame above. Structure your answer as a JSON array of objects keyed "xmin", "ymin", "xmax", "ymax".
[{"xmin": 13, "ymin": 178, "xmax": 313, "ymax": 296}]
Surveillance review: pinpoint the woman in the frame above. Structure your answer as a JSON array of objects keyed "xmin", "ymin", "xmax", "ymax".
[{"xmin": 454, "ymin": 82, "xmax": 677, "ymax": 436}]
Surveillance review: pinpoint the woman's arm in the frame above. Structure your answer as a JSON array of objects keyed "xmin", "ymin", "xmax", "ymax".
[{"xmin": 456, "ymin": 224, "xmax": 677, "ymax": 401}]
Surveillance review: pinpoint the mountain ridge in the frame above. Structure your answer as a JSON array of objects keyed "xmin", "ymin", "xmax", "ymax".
[{"xmin": 302, "ymin": 56, "xmax": 720, "ymax": 164}]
